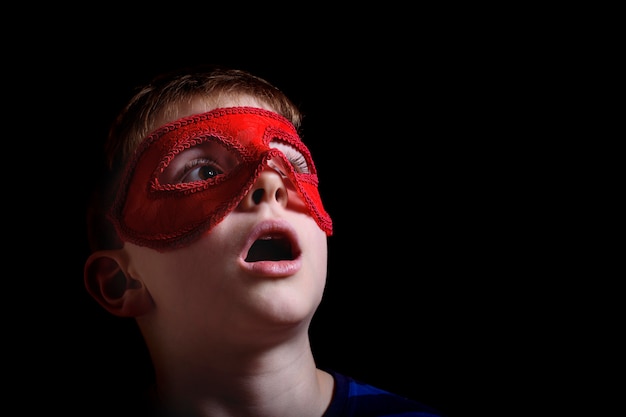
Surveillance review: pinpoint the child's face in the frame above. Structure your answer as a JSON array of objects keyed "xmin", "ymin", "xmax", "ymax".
[{"xmin": 120, "ymin": 97, "xmax": 330, "ymax": 350}]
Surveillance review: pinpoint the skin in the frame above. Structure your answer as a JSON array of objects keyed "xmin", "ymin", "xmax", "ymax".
[{"xmin": 85, "ymin": 96, "xmax": 334, "ymax": 416}]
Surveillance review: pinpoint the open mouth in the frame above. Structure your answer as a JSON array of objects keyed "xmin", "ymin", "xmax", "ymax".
[{"xmin": 245, "ymin": 235, "xmax": 295, "ymax": 262}]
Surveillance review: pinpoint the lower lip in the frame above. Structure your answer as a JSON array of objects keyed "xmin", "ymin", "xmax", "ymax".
[{"xmin": 239, "ymin": 258, "xmax": 302, "ymax": 277}]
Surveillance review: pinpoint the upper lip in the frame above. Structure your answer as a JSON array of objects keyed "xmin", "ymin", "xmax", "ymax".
[{"xmin": 242, "ymin": 220, "xmax": 301, "ymax": 262}]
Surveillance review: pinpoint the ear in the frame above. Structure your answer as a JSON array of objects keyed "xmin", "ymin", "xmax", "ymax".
[{"xmin": 84, "ymin": 249, "xmax": 154, "ymax": 317}]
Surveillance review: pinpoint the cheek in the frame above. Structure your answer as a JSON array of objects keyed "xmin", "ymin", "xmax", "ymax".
[
  {"xmin": 125, "ymin": 241, "xmax": 229, "ymax": 306},
  {"xmin": 304, "ymin": 228, "xmax": 329, "ymax": 313},
  {"xmin": 305, "ymin": 225, "xmax": 329, "ymax": 281}
]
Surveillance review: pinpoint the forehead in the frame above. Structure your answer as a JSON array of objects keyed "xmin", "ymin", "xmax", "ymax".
[{"xmin": 152, "ymin": 95, "xmax": 276, "ymax": 133}]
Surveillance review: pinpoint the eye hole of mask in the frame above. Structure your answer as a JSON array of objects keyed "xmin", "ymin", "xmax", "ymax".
[
  {"xmin": 159, "ymin": 140, "xmax": 241, "ymax": 185},
  {"xmin": 270, "ymin": 141, "xmax": 310, "ymax": 174}
]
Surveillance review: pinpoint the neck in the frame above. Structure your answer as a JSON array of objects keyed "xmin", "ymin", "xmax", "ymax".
[{"xmin": 151, "ymin": 336, "xmax": 334, "ymax": 417}]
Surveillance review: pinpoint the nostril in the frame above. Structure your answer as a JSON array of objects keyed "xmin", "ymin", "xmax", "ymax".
[
  {"xmin": 252, "ymin": 189, "xmax": 264, "ymax": 204},
  {"xmin": 275, "ymin": 188, "xmax": 286, "ymax": 202}
]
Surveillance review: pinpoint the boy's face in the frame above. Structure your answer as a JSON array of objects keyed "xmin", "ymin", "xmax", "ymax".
[{"xmin": 120, "ymin": 97, "xmax": 330, "ymax": 351}]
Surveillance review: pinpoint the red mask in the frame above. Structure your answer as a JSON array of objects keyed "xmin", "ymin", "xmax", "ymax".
[{"xmin": 109, "ymin": 107, "xmax": 333, "ymax": 251}]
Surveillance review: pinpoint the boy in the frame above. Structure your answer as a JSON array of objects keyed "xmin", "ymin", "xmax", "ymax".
[{"xmin": 84, "ymin": 64, "xmax": 445, "ymax": 417}]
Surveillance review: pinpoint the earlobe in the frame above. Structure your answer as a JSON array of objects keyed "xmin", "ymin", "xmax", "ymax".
[{"xmin": 84, "ymin": 249, "xmax": 154, "ymax": 317}]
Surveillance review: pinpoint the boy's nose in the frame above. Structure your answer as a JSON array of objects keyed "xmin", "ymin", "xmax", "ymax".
[{"xmin": 242, "ymin": 160, "xmax": 290, "ymax": 208}]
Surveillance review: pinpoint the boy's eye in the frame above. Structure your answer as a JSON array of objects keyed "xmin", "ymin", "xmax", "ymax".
[
  {"xmin": 160, "ymin": 140, "xmax": 240, "ymax": 184},
  {"xmin": 180, "ymin": 159, "xmax": 224, "ymax": 182},
  {"xmin": 270, "ymin": 141, "xmax": 310, "ymax": 174}
]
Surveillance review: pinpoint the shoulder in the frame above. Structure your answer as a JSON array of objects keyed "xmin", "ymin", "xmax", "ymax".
[{"xmin": 323, "ymin": 369, "xmax": 446, "ymax": 417}]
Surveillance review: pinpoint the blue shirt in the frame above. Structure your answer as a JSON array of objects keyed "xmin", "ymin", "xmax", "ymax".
[{"xmin": 323, "ymin": 370, "xmax": 445, "ymax": 417}]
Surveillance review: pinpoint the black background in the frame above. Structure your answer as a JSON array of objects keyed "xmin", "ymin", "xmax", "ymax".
[{"xmin": 9, "ymin": 14, "xmax": 574, "ymax": 416}]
